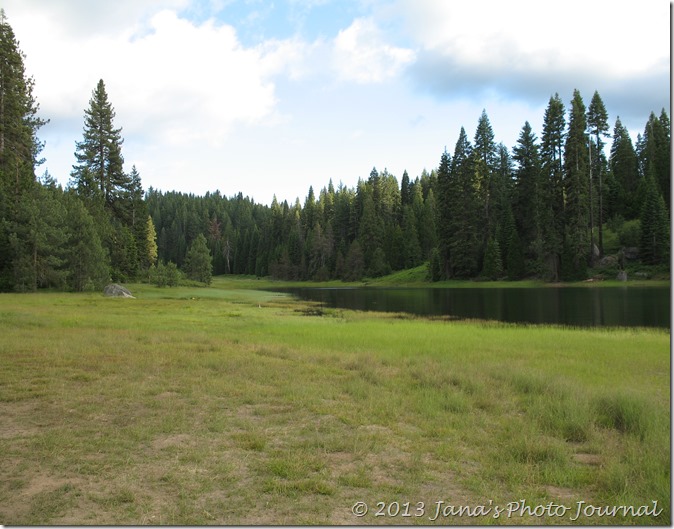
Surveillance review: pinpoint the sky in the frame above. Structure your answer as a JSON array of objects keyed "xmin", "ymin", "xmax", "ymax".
[{"xmin": 4, "ymin": 0, "xmax": 671, "ymax": 206}]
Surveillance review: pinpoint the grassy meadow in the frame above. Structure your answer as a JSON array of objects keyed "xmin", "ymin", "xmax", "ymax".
[{"xmin": 0, "ymin": 277, "xmax": 670, "ymax": 525}]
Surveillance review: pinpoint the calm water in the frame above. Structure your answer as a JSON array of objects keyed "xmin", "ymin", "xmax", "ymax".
[{"xmin": 275, "ymin": 286, "xmax": 670, "ymax": 328}]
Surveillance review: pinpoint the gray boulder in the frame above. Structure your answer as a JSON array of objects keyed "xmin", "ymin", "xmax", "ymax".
[
  {"xmin": 592, "ymin": 243, "xmax": 600, "ymax": 258},
  {"xmin": 599, "ymin": 254, "xmax": 618, "ymax": 268},
  {"xmin": 616, "ymin": 270, "xmax": 628, "ymax": 282},
  {"xmin": 623, "ymin": 247, "xmax": 639, "ymax": 260},
  {"xmin": 103, "ymin": 283, "xmax": 135, "ymax": 298}
]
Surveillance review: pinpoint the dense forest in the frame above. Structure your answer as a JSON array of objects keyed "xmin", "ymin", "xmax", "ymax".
[{"xmin": 0, "ymin": 11, "xmax": 670, "ymax": 292}]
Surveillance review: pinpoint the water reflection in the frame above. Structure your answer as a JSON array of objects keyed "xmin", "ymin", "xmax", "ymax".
[{"xmin": 275, "ymin": 287, "xmax": 670, "ymax": 328}]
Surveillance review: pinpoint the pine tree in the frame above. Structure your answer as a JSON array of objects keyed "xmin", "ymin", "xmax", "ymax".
[
  {"xmin": 449, "ymin": 127, "xmax": 478, "ymax": 278},
  {"xmin": 639, "ymin": 111, "xmax": 670, "ymax": 211},
  {"xmin": 368, "ymin": 247, "xmax": 391, "ymax": 278},
  {"xmin": 609, "ymin": 117, "xmax": 639, "ymax": 218},
  {"xmin": 435, "ymin": 149, "xmax": 452, "ymax": 278},
  {"xmin": 183, "ymin": 233, "xmax": 213, "ymax": 284},
  {"xmin": 0, "ymin": 10, "xmax": 47, "ymax": 198},
  {"xmin": 512, "ymin": 121, "xmax": 543, "ymax": 274},
  {"xmin": 64, "ymin": 193, "xmax": 110, "ymax": 291},
  {"xmin": 639, "ymin": 165, "xmax": 669, "ymax": 265},
  {"xmin": 126, "ymin": 165, "xmax": 149, "ymax": 272},
  {"xmin": 122, "ymin": 165, "xmax": 146, "ymax": 228},
  {"xmin": 428, "ymin": 247, "xmax": 442, "ymax": 282},
  {"xmin": 8, "ymin": 184, "xmax": 67, "ymax": 291},
  {"xmin": 473, "ymin": 110, "xmax": 498, "ymax": 240},
  {"xmin": 69, "ymin": 79, "xmax": 150, "ymax": 280},
  {"xmin": 144, "ymin": 216, "xmax": 158, "ymax": 271},
  {"xmin": 344, "ymin": 240, "xmax": 364, "ymax": 281},
  {"xmin": 401, "ymin": 204, "xmax": 421, "ymax": 268},
  {"xmin": 587, "ymin": 91, "xmax": 610, "ymax": 256},
  {"xmin": 71, "ymin": 80, "xmax": 126, "ymax": 208},
  {"xmin": 505, "ymin": 226, "xmax": 525, "ymax": 280},
  {"xmin": 491, "ymin": 143, "xmax": 514, "ymax": 248},
  {"xmin": 357, "ymin": 189, "xmax": 384, "ymax": 273},
  {"xmin": 540, "ymin": 94, "xmax": 566, "ymax": 280},
  {"xmin": 498, "ymin": 196, "xmax": 525, "ymax": 280},
  {"xmin": 0, "ymin": 10, "xmax": 48, "ymax": 290},
  {"xmin": 481, "ymin": 236, "xmax": 503, "ymax": 280},
  {"xmin": 400, "ymin": 170, "xmax": 412, "ymax": 207},
  {"xmin": 108, "ymin": 223, "xmax": 138, "ymax": 281},
  {"xmin": 418, "ymin": 187, "xmax": 438, "ymax": 260},
  {"xmin": 302, "ymin": 186, "xmax": 317, "ymax": 232},
  {"xmin": 563, "ymin": 90, "xmax": 590, "ymax": 279},
  {"xmin": 658, "ymin": 109, "xmax": 670, "ymax": 208}
]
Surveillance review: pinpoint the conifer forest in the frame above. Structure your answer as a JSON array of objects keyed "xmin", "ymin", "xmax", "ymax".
[{"xmin": 0, "ymin": 11, "xmax": 670, "ymax": 292}]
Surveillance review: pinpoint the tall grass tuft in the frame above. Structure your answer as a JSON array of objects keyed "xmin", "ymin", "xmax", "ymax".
[
  {"xmin": 530, "ymin": 386, "xmax": 594, "ymax": 443},
  {"xmin": 593, "ymin": 391, "xmax": 656, "ymax": 440}
]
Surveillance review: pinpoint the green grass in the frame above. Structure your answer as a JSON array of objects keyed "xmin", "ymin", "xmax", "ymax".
[
  {"xmin": 209, "ymin": 271, "xmax": 670, "ymax": 290},
  {"xmin": 0, "ymin": 279, "xmax": 669, "ymax": 525}
]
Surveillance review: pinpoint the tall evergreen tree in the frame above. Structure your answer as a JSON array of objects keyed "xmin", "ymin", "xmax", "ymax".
[
  {"xmin": 401, "ymin": 204, "xmax": 421, "ymax": 268},
  {"xmin": 639, "ymin": 111, "xmax": 671, "ymax": 211},
  {"xmin": 184, "ymin": 233, "xmax": 213, "ymax": 284},
  {"xmin": 512, "ymin": 121, "xmax": 543, "ymax": 274},
  {"xmin": 449, "ymin": 127, "xmax": 478, "ymax": 278},
  {"xmin": 481, "ymin": 236, "xmax": 503, "ymax": 280},
  {"xmin": 587, "ymin": 91, "xmax": 610, "ymax": 256},
  {"xmin": 563, "ymin": 89, "xmax": 590, "ymax": 278},
  {"xmin": 502, "ymin": 203, "xmax": 525, "ymax": 279},
  {"xmin": 122, "ymin": 164, "xmax": 146, "ymax": 228},
  {"xmin": 639, "ymin": 165, "xmax": 669, "ymax": 266},
  {"xmin": 435, "ymin": 149, "xmax": 452, "ymax": 277},
  {"xmin": 492, "ymin": 143, "xmax": 514, "ymax": 233},
  {"xmin": 418, "ymin": 186, "xmax": 438, "ymax": 260},
  {"xmin": 358, "ymin": 190, "xmax": 384, "ymax": 274},
  {"xmin": 69, "ymin": 80, "xmax": 150, "ymax": 279},
  {"xmin": 0, "ymin": 10, "xmax": 48, "ymax": 290},
  {"xmin": 0, "ymin": 10, "xmax": 47, "ymax": 196},
  {"xmin": 71, "ymin": 79, "xmax": 126, "ymax": 208},
  {"xmin": 64, "ymin": 193, "xmax": 110, "ymax": 291},
  {"xmin": 343, "ymin": 240, "xmax": 365, "ymax": 281},
  {"xmin": 608, "ymin": 117, "xmax": 639, "ymax": 218},
  {"xmin": 400, "ymin": 170, "xmax": 412, "ymax": 207},
  {"xmin": 126, "ymin": 164, "xmax": 150, "ymax": 272},
  {"xmin": 657, "ymin": 109, "xmax": 671, "ymax": 209},
  {"xmin": 473, "ymin": 110, "xmax": 498, "ymax": 241},
  {"xmin": 144, "ymin": 215, "xmax": 158, "ymax": 271},
  {"xmin": 540, "ymin": 93, "xmax": 566, "ymax": 280},
  {"xmin": 8, "ymin": 183, "xmax": 67, "ymax": 291}
]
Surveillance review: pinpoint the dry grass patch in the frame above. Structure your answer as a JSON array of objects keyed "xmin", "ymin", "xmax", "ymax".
[{"xmin": 0, "ymin": 284, "xmax": 669, "ymax": 525}]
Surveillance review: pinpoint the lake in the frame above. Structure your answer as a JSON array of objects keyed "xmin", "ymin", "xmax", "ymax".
[{"xmin": 275, "ymin": 286, "xmax": 670, "ymax": 328}]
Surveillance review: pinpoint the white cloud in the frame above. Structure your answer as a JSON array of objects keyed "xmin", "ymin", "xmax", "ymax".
[
  {"xmin": 394, "ymin": 0, "xmax": 669, "ymax": 129},
  {"xmin": 4, "ymin": 0, "xmax": 667, "ymax": 206},
  {"xmin": 398, "ymin": 0, "xmax": 669, "ymax": 79},
  {"xmin": 4, "ymin": 0, "xmax": 189, "ymax": 38},
  {"xmin": 117, "ymin": 10, "xmax": 280, "ymax": 146},
  {"xmin": 13, "ymin": 8, "xmax": 286, "ymax": 137},
  {"xmin": 332, "ymin": 17, "xmax": 415, "ymax": 84},
  {"xmin": 7, "ymin": 2, "xmax": 310, "ymax": 191}
]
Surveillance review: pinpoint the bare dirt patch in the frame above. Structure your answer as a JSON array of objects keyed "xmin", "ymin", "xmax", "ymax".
[
  {"xmin": 0, "ymin": 401, "xmax": 42, "ymax": 439},
  {"xmin": 573, "ymin": 452, "xmax": 602, "ymax": 466},
  {"xmin": 150, "ymin": 433, "xmax": 192, "ymax": 451}
]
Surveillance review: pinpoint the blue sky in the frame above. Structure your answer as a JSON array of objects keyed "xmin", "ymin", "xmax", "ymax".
[{"xmin": 4, "ymin": 0, "xmax": 670, "ymax": 205}]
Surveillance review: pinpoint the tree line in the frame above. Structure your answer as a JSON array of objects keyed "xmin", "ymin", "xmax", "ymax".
[
  {"xmin": 0, "ymin": 11, "xmax": 669, "ymax": 292},
  {"xmin": 147, "ymin": 97, "xmax": 669, "ymax": 284}
]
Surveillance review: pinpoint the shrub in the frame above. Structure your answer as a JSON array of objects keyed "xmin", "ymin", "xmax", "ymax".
[{"xmin": 150, "ymin": 261, "xmax": 180, "ymax": 287}]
